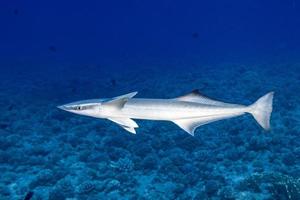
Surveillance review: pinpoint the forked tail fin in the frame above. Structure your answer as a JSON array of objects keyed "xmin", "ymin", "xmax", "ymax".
[{"xmin": 248, "ymin": 92, "xmax": 274, "ymax": 130}]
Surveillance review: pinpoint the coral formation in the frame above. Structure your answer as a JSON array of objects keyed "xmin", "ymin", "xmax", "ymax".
[
  {"xmin": 110, "ymin": 157, "xmax": 134, "ymax": 172},
  {"xmin": 0, "ymin": 64, "xmax": 299, "ymax": 199}
]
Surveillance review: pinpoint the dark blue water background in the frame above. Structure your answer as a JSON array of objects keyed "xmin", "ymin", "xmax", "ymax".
[{"xmin": 0, "ymin": 1, "xmax": 300, "ymax": 199}]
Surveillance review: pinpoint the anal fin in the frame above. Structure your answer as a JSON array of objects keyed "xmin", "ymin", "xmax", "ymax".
[{"xmin": 173, "ymin": 113, "xmax": 244, "ymax": 136}]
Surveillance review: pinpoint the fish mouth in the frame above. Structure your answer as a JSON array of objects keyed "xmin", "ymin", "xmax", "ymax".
[{"xmin": 57, "ymin": 105, "xmax": 67, "ymax": 111}]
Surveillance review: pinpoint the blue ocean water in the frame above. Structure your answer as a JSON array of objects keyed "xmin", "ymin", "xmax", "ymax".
[{"xmin": 0, "ymin": 1, "xmax": 300, "ymax": 199}]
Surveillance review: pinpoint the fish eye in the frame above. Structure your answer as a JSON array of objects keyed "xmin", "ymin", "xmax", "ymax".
[{"xmin": 74, "ymin": 106, "xmax": 82, "ymax": 110}]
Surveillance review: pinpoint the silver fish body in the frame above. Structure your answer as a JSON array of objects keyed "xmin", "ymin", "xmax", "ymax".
[{"xmin": 58, "ymin": 90, "xmax": 274, "ymax": 135}]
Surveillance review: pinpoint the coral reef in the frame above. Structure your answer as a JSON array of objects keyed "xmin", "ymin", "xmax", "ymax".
[
  {"xmin": 239, "ymin": 172, "xmax": 300, "ymax": 200},
  {"xmin": 0, "ymin": 64, "xmax": 299, "ymax": 199},
  {"xmin": 110, "ymin": 157, "xmax": 134, "ymax": 172}
]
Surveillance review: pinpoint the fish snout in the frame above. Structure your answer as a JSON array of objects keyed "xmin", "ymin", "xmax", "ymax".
[{"xmin": 57, "ymin": 105, "xmax": 68, "ymax": 111}]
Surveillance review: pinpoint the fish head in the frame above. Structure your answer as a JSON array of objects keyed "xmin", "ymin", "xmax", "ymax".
[{"xmin": 57, "ymin": 99, "xmax": 104, "ymax": 117}]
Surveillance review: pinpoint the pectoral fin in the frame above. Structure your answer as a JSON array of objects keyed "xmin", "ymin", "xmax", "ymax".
[
  {"xmin": 103, "ymin": 92, "xmax": 138, "ymax": 109},
  {"xmin": 108, "ymin": 118, "xmax": 138, "ymax": 134}
]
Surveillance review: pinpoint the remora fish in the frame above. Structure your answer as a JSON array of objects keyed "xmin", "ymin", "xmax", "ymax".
[{"xmin": 58, "ymin": 90, "xmax": 274, "ymax": 135}]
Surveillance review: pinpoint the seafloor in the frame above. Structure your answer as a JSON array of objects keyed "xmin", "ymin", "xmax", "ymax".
[{"xmin": 0, "ymin": 63, "xmax": 299, "ymax": 200}]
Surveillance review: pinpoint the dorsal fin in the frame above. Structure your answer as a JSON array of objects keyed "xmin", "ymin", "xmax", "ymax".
[
  {"xmin": 175, "ymin": 89, "xmax": 236, "ymax": 107},
  {"xmin": 103, "ymin": 92, "xmax": 137, "ymax": 109}
]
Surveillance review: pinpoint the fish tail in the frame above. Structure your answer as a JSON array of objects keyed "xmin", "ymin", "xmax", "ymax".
[{"xmin": 248, "ymin": 92, "xmax": 274, "ymax": 130}]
